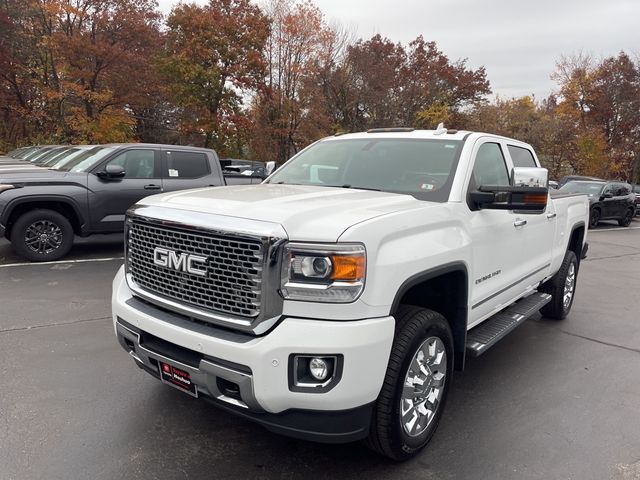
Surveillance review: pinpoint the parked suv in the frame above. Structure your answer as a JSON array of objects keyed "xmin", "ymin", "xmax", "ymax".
[
  {"xmin": 633, "ymin": 184, "xmax": 640, "ymax": 216},
  {"xmin": 558, "ymin": 180, "xmax": 636, "ymax": 228}
]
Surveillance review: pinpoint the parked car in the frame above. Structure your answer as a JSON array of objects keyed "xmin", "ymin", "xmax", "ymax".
[
  {"xmin": 558, "ymin": 175, "xmax": 604, "ymax": 188},
  {"xmin": 112, "ymin": 128, "xmax": 589, "ymax": 460},
  {"xmin": 633, "ymin": 184, "xmax": 640, "ymax": 216},
  {"xmin": 0, "ymin": 144, "xmax": 264, "ymax": 261},
  {"xmin": 558, "ymin": 180, "xmax": 636, "ymax": 228}
]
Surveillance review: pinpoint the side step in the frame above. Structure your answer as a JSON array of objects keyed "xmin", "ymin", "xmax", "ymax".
[{"xmin": 466, "ymin": 292, "xmax": 552, "ymax": 357}]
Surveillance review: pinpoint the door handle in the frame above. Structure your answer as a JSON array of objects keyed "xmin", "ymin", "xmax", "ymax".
[
  {"xmin": 513, "ymin": 219, "xmax": 527, "ymax": 227},
  {"xmin": 546, "ymin": 213, "xmax": 557, "ymax": 219},
  {"xmin": 144, "ymin": 184, "xmax": 161, "ymax": 190}
]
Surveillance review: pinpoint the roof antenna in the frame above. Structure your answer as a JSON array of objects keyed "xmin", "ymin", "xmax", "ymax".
[{"xmin": 434, "ymin": 122, "xmax": 447, "ymax": 135}]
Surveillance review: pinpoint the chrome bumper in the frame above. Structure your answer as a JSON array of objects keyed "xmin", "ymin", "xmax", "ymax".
[{"xmin": 115, "ymin": 318, "xmax": 262, "ymax": 411}]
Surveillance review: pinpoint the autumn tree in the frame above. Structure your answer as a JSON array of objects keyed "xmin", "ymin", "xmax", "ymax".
[
  {"xmin": 249, "ymin": 0, "xmax": 337, "ymax": 163},
  {"xmin": 160, "ymin": 0, "xmax": 269, "ymax": 154},
  {"xmin": 552, "ymin": 52, "xmax": 640, "ymax": 181},
  {"xmin": 0, "ymin": 0, "xmax": 163, "ymax": 145}
]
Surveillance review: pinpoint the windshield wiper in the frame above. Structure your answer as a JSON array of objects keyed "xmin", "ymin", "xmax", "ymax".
[{"xmin": 335, "ymin": 184, "xmax": 382, "ymax": 192}]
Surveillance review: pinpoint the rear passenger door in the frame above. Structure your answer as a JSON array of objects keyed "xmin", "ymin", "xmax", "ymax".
[
  {"xmin": 506, "ymin": 144, "xmax": 554, "ymax": 285},
  {"xmin": 161, "ymin": 149, "xmax": 222, "ymax": 193}
]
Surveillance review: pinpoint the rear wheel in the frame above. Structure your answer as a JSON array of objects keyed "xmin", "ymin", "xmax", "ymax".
[
  {"xmin": 366, "ymin": 306, "xmax": 453, "ymax": 460},
  {"xmin": 10, "ymin": 209, "xmax": 74, "ymax": 262},
  {"xmin": 589, "ymin": 208, "xmax": 600, "ymax": 229},
  {"xmin": 539, "ymin": 250, "xmax": 578, "ymax": 320},
  {"xmin": 618, "ymin": 208, "xmax": 634, "ymax": 227}
]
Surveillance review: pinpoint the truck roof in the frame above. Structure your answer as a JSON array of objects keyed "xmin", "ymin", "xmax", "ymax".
[{"xmin": 322, "ymin": 129, "xmax": 531, "ymax": 146}]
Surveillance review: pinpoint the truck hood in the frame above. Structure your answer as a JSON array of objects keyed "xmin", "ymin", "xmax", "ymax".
[
  {"xmin": 139, "ymin": 184, "xmax": 428, "ymax": 241},
  {"xmin": 0, "ymin": 169, "xmax": 86, "ymax": 185}
]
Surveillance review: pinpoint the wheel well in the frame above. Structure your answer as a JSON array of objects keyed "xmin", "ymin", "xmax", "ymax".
[
  {"xmin": 5, "ymin": 201, "xmax": 82, "ymax": 237},
  {"xmin": 568, "ymin": 225, "xmax": 585, "ymax": 264},
  {"xmin": 393, "ymin": 269, "xmax": 468, "ymax": 371}
]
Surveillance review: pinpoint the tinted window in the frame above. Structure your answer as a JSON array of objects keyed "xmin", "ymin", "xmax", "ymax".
[
  {"xmin": 472, "ymin": 143, "xmax": 510, "ymax": 187},
  {"xmin": 106, "ymin": 150, "xmax": 157, "ymax": 179},
  {"xmin": 559, "ymin": 181, "xmax": 605, "ymax": 195},
  {"xmin": 267, "ymin": 138, "xmax": 464, "ymax": 201},
  {"xmin": 508, "ymin": 145, "xmax": 537, "ymax": 168},
  {"xmin": 165, "ymin": 151, "xmax": 209, "ymax": 178},
  {"xmin": 618, "ymin": 184, "xmax": 631, "ymax": 196}
]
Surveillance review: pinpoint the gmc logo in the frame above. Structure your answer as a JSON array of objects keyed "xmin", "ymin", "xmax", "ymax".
[{"xmin": 153, "ymin": 247, "xmax": 207, "ymax": 277}]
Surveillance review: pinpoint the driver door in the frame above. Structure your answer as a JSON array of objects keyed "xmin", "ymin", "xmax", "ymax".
[
  {"xmin": 87, "ymin": 148, "xmax": 162, "ymax": 232},
  {"xmin": 466, "ymin": 139, "xmax": 526, "ymax": 326}
]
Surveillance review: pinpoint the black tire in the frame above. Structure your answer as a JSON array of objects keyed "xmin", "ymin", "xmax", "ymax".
[
  {"xmin": 539, "ymin": 250, "xmax": 578, "ymax": 320},
  {"xmin": 366, "ymin": 306, "xmax": 453, "ymax": 461},
  {"xmin": 10, "ymin": 209, "xmax": 74, "ymax": 262},
  {"xmin": 589, "ymin": 208, "xmax": 600, "ymax": 229},
  {"xmin": 618, "ymin": 208, "xmax": 634, "ymax": 227}
]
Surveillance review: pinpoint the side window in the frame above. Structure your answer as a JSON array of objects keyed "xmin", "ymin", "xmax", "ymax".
[
  {"xmin": 472, "ymin": 142, "xmax": 510, "ymax": 188},
  {"xmin": 165, "ymin": 151, "xmax": 209, "ymax": 178},
  {"xmin": 619, "ymin": 184, "xmax": 630, "ymax": 196},
  {"xmin": 507, "ymin": 145, "xmax": 537, "ymax": 168},
  {"xmin": 106, "ymin": 150, "xmax": 157, "ymax": 179},
  {"xmin": 603, "ymin": 184, "xmax": 615, "ymax": 195}
]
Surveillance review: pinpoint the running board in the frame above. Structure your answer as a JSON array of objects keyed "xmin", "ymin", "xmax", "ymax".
[{"xmin": 466, "ymin": 292, "xmax": 552, "ymax": 357}]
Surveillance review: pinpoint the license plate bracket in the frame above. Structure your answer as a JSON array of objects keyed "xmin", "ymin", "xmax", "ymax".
[{"xmin": 158, "ymin": 361, "xmax": 198, "ymax": 397}]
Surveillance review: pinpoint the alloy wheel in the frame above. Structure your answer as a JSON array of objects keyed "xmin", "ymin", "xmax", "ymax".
[
  {"xmin": 400, "ymin": 336, "xmax": 447, "ymax": 437},
  {"xmin": 24, "ymin": 220, "xmax": 63, "ymax": 255},
  {"xmin": 563, "ymin": 262, "xmax": 576, "ymax": 310}
]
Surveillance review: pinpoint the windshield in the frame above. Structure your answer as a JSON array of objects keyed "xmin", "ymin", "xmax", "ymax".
[
  {"xmin": 33, "ymin": 147, "xmax": 69, "ymax": 164},
  {"xmin": 267, "ymin": 138, "xmax": 464, "ymax": 201},
  {"xmin": 24, "ymin": 148, "xmax": 52, "ymax": 161},
  {"xmin": 41, "ymin": 147, "xmax": 83, "ymax": 167},
  {"xmin": 559, "ymin": 181, "xmax": 605, "ymax": 195},
  {"xmin": 52, "ymin": 146, "xmax": 118, "ymax": 172}
]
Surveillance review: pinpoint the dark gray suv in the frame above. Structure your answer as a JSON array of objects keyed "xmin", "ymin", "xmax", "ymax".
[{"xmin": 558, "ymin": 180, "xmax": 636, "ymax": 228}]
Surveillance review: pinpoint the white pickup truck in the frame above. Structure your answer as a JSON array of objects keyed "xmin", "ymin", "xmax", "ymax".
[{"xmin": 112, "ymin": 128, "xmax": 589, "ymax": 460}]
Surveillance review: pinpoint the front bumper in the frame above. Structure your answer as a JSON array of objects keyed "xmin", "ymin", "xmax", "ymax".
[{"xmin": 112, "ymin": 266, "xmax": 394, "ymax": 442}]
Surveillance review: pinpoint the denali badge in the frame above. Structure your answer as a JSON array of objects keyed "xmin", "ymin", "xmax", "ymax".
[{"xmin": 153, "ymin": 247, "xmax": 207, "ymax": 276}]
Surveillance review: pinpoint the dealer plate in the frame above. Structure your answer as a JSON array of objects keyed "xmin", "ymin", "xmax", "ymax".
[{"xmin": 158, "ymin": 361, "xmax": 198, "ymax": 397}]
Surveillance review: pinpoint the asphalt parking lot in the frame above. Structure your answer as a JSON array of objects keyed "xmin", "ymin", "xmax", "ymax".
[{"xmin": 1, "ymin": 220, "xmax": 639, "ymax": 480}]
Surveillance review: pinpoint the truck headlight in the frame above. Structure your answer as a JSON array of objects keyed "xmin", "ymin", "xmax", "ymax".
[{"xmin": 280, "ymin": 243, "xmax": 366, "ymax": 303}]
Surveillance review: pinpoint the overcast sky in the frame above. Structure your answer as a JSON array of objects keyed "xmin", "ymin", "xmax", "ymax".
[{"xmin": 156, "ymin": 0, "xmax": 639, "ymax": 99}]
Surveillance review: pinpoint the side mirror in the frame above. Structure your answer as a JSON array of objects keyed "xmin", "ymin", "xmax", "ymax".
[
  {"xmin": 602, "ymin": 192, "xmax": 613, "ymax": 199},
  {"xmin": 265, "ymin": 161, "xmax": 276, "ymax": 175},
  {"xmin": 97, "ymin": 164, "xmax": 126, "ymax": 180},
  {"xmin": 471, "ymin": 167, "xmax": 549, "ymax": 213}
]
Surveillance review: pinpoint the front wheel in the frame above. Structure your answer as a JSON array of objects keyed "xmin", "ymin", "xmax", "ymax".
[
  {"xmin": 618, "ymin": 208, "xmax": 634, "ymax": 227},
  {"xmin": 10, "ymin": 209, "xmax": 74, "ymax": 262},
  {"xmin": 366, "ymin": 306, "xmax": 453, "ymax": 460},
  {"xmin": 539, "ymin": 250, "xmax": 578, "ymax": 320}
]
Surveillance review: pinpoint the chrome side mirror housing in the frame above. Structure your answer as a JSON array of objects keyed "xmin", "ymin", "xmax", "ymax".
[{"xmin": 511, "ymin": 167, "xmax": 548, "ymax": 188}]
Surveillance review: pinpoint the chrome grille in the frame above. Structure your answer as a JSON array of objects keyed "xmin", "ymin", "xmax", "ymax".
[{"xmin": 127, "ymin": 219, "xmax": 264, "ymax": 318}]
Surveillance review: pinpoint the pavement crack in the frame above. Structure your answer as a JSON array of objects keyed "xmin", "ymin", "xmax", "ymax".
[
  {"xmin": 584, "ymin": 252, "xmax": 640, "ymax": 262},
  {"xmin": 0, "ymin": 316, "xmax": 111, "ymax": 334},
  {"xmin": 559, "ymin": 329, "xmax": 640, "ymax": 354}
]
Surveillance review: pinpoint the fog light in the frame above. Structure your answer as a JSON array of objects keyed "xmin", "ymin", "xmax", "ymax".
[{"xmin": 309, "ymin": 357, "xmax": 329, "ymax": 380}]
